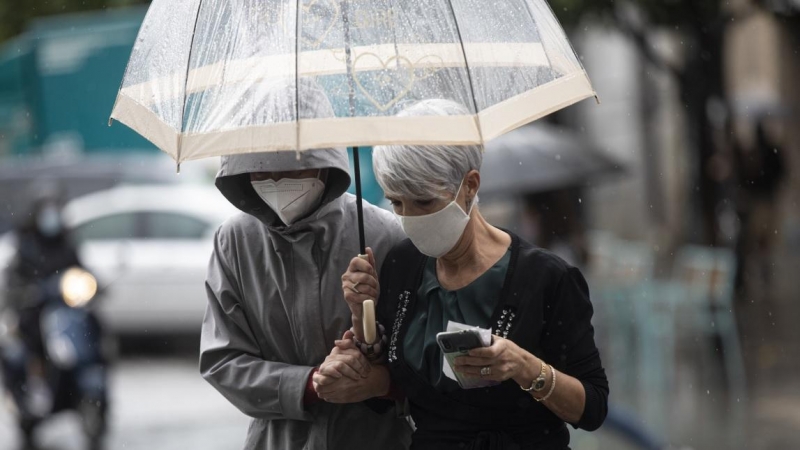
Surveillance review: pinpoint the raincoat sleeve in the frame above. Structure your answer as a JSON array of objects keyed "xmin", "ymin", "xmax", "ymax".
[{"xmin": 199, "ymin": 228, "xmax": 315, "ymax": 422}]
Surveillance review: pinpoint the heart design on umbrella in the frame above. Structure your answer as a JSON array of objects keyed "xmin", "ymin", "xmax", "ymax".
[
  {"xmin": 353, "ymin": 53, "xmax": 417, "ymax": 112},
  {"xmin": 301, "ymin": 0, "xmax": 340, "ymax": 49},
  {"xmin": 414, "ymin": 54, "xmax": 445, "ymax": 81}
]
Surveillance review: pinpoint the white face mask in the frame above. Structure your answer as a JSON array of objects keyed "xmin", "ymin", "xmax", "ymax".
[
  {"xmin": 251, "ymin": 175, "xmax": 326, "ymax": 226},
  {"xmin": 399, "ymin": 181, "xmax": 475, "ymax": 258}
]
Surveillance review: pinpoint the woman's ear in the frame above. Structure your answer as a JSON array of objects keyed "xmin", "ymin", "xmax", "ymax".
[{"xmin": 466, "ymin": 170, "xmax": 481, "ymax": 200}]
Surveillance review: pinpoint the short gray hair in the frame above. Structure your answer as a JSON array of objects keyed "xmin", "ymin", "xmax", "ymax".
[{"xmin": 372, "ymin": 99, "xmax": 483, "ymax": 201}]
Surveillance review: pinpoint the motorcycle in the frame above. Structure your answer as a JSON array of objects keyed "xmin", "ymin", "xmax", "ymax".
[{"xmin": 1, "ymin": 267, "xmax": 109, "ymax": 450}]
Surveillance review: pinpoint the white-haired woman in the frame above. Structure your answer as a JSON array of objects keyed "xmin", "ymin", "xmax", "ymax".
[{"xmin": 315, "ymin": 100, "xmax": 608, "ymax": 450}]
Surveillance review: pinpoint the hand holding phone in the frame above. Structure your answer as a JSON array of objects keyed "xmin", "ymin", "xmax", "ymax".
[{"xmin": 436, "ymin": 329, "xmax": 499, "ymax": 389}]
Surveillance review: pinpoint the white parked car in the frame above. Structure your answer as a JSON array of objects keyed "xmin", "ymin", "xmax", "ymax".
[{"xmin": 0, "ymin": 185, "xmax": 238, "ymax": 336}]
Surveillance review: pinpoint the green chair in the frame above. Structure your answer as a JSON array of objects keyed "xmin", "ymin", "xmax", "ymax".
[
  {"xmin": 587, "ymin": 232, "xmax": 657, "ymax": 404},
  {"xmin": 670, "ymin": 245, "xmax": 747, "ymax": 403}
]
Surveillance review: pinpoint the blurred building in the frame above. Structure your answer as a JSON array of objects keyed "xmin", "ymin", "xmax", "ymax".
[
  {"xmin": 0, "ymin": 7, "xmax": 155, "ymax": 157},
  {"xmin": 571, "ymin": 0, "xmax": 799, "ymax": 259}
]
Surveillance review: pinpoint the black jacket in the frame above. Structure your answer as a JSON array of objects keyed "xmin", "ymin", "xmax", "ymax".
[
  {"xmin": 377, "ymin": 233, "xmax": 608, "ymax": 450},
  {"xmin": 4, "ymin": 229, "xmax": 81, "ymax": 355}
]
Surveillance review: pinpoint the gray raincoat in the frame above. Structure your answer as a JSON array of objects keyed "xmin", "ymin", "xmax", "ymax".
[{"xmin": 199, "ymin": 148, "xmax": 411, "ymax": 450}]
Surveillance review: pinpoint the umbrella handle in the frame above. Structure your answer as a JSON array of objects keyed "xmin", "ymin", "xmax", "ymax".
[
  {"xmin": 358, "ymin": 254, "xmax": 377, "ymax": 344},
  {"xmin": 363, "ymin": 300, "xmax": 376, "ymax": 345}
]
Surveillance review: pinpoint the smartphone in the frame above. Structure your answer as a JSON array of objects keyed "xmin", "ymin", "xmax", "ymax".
[{"xmin": 436, "ymin": 330, "xmax": 498, "ymax": 389}]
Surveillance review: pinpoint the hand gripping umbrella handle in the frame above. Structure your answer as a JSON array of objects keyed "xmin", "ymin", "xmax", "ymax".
[{"xmin": 358, "ymin": 254, "xmax": 377, "ymax": 345}]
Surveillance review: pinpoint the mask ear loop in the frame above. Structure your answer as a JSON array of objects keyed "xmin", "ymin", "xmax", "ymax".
[
  {"xmin": 310, "ymin": 170, "xmax": 327, "ymax": 211},
  {"xmin": 454, "ymin": 177, "xmax": 477, "ymax": 215},
  {"xmin": 467, "ymin": 192, "xmax": 479, "ymax": 215}
]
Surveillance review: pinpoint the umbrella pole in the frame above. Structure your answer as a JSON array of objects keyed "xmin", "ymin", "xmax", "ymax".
[
  {"xmin": 341, "ymin": 1, "xmax": 375, "ymax": 345},
  {"xmin": 353, "ymin": 146, "xmax": 377, "ymax": 345},
  {"xmin": 342, "ymin": 0, "xmax": 365, "ymax": 255},
  {"xmin": 352, "ymin": 146, "xmax": 366, "ymax": 255}
]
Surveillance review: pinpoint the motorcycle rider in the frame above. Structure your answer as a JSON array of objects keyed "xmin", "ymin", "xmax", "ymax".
[{"xmin": 1, "ymin": 187, "xmax": 82, "ymax": 445}]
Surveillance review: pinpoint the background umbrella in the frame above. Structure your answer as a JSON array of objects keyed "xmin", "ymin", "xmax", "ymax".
[
  {"xmin": 110, "ymin": 0, "xmax": 597, "ymax": 255},
  {"xmin": 480, "ymin": 122, "xmax": 625, "ymax": 197},
  {"xmin": 730, "ymin": 97, "xmax": 793, "ymax": 119}
]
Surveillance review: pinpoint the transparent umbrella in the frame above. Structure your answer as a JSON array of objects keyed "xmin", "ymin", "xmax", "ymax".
[{"xmin": 110, "ymin": 0, "xmax": 597, "ymax": 253}]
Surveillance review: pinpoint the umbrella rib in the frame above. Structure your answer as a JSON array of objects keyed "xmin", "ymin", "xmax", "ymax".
[
  {"xmin": 444, "ymin": 0, "xmax": 484, "ymax": 145},
  {"xmin": 177, "ymin": 0, "xmax": 206, "ymax": 169},
  {"xmin": 519, "ymin": 0, "xmax": 556, "ymax": 74},
  {"xmin": 110, "ymin": 0, "xmax": 157, "ymax": 127},
  {"xmin": 341, "ymin": 0, "xmax": 366, "ymax": 254},
  {"xmin": 387, "ymin": 0, "xmax": 401, "ymax": 69},
  {"xmin": 536, "ymin": 0, "xmax": 591, "ymax": 77},
  {"xmin": 295, "ymin": 0, "xmax": 301, "ymax": 152},
  {"xmin": 342, "ymin": 0, "xmax": 357, "ymax": 117}
]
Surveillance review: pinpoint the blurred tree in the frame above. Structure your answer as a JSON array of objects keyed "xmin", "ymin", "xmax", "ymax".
[
  {"xmin": 549, "ymin": 0, "xmax": 754, "ymax": 245},
  {"xmin": 0, "ymin": 0, "xmax": 149, "ymax": 43}
]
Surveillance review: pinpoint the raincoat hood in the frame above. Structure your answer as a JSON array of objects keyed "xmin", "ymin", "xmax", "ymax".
[
  {"xmin": 214, "ymin": 77, "xmax": 351, "ymax": 229},
  {"xmin": 215, "ymin": 148, "xmax": 351, "ymax": 228}
]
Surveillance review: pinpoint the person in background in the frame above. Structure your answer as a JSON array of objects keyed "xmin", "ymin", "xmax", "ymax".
[
  {"xmin": 199, "ymin": 79, "xmax": 411, "ymax": 450},
  {"xmin": 733, "ymin": 119, "xmax": 786, "ymax": 300},
  {"xmin": 1, "ymin": 186, "xmax": 82, "ymax": 444}
]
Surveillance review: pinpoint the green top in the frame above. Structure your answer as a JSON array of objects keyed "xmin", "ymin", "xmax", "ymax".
[{"xmin": 403, "ymin": 249, "xmax": 511, "ymax": 392}]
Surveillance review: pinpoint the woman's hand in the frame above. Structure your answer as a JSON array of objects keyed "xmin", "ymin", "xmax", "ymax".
[
  {"xmin": 453, "ymin": 336, "xmax": 540, "ymax": 386},
  {"xmin": 317, "ymin": 331, "xmax": 372, "ymax": 381},
  {"xmin": 313, "ymin": 336, "xmax": 390, "ymax": 404},
  {"xmin": 313, "ymin": 365, "xmax": 390, "ymax": 403},
  {"xmin": 341, "ymin": 247, "xmax": 379, "ymax": 320}
]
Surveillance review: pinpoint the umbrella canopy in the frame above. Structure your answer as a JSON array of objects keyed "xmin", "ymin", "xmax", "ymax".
[
  {"xmin": 110, "ymin": 0, "xmax": 595, "ymax": 163},
  {"xmin": 479, "ymin": 123, "xmax": 625, "ymax": 197}
]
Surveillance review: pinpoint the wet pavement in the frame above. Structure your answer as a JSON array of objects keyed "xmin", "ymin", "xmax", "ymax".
[
  {"xmin": 0, "ymin": 358, "xmax": 249, "ymax": 450},
  {"xmin": 0, "ymin": 357, "xmax": 641, "ymax": 450}
]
